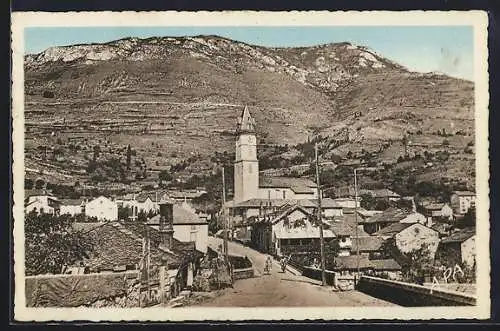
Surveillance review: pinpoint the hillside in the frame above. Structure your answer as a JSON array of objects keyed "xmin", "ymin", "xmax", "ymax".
[{"xmin": 23, "ymin": 35, "xmax": 475, "ymax": 195}]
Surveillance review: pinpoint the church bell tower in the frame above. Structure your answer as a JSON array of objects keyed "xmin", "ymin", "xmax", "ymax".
[{"xmin": 234, "ymin": 106, "xmax": 259, "ymax": 203}]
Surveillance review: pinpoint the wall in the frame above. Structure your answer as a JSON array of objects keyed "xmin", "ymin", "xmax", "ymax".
[
  {"xmin": 357, "ymin": 275, "xmax": 476, "ymax": 306},
  {"xmin": 60, "ymin": 205, "xmax": 82, "ymax": 216},
  {"xmin": 85, "ymin": 197, "xmax": 118, "ymax": 221},
  {"xmin": 256, "ymin": 188, "xmax": 317, "ymax": 200},
  {"xmin": 395, "ymin": 224, "xmax": 440, "ymax": 257},
  {"xmin": 324, "ymin": 208, "xmax": 343, "ymax": 218},
  {"xmin": 461, "ymin": 236, "xmax": 476, "ymax": 267},
  {"xmin": 25, "ymin": 271, "xmax": 140, "ymax": 307},
  {"xmin": 173, "ymin": 223, "xmax": 209, "ymax": 253},
  {"xmin": 26, "ymin": 200, "xmax": 55, "ymax": 215}
]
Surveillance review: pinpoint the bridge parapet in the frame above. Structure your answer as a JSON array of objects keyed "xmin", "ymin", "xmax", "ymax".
[{"xmin": 357, "ymin": 275, "xmax": 476, "ymax": 306}]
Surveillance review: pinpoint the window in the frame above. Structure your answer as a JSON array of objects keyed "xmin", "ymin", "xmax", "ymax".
[
  {"xmin": 191, "ymin": 225, "xmax": 197, "ymax": 231},
  {"xmin": 283, "ymin": 191, "xmax": 286, "ymax": 199},
  {"xmin": 249, "ymin": 164, "xmax": 253, "ymax": 173}
]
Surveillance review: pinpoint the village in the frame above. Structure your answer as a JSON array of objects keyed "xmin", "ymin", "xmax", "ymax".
[{"xmin": 24, "ymin": 107, "xmax": 477, "ymax": 308}]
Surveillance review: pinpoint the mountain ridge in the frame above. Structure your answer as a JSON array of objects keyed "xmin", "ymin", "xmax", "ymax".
[{"xmin": 24, "ymin": 35, "xmax": 475, "ymax": 191}]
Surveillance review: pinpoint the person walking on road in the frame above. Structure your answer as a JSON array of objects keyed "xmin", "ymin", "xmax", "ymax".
[{"xmin": 264, "ymin": 255, "xmax": 273, "ymax": 275}]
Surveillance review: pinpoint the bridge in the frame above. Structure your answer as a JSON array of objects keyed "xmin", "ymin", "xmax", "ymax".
[{"xmin": 202, "ymin": 237, "xmax": 475, "ymax": 307}]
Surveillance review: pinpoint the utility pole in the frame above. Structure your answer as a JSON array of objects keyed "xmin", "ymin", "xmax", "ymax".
[
  {"xmin": 315, "ymin": 143, "xmax": 326, "ymax": 286},
  {"xmin": 222, "ymin": 167, "xmax": 228, "ymax": 263},
  {"xmin": 354, "ymin": 168, "xmax": 360, "ymax": 282}
]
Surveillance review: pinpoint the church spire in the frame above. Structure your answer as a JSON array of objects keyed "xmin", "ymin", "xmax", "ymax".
[{"xmin": 237, "ymin": 106, "xmax": 256, "ymax": 134}]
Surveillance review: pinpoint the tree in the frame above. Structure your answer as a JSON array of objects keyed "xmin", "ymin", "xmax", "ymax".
[
  {"xmin": 126, "ymin": 144, "xmax": 132, "ymax": 170},
  {"xmin": 24, "ymin": 212, "xmax": 93, "ymax": 276},
  {"xmin": 25, "ymin": 178, "xmax": 34, "ymax": 189},
  {"xmin": 93, "ymin": 145, "xmax": 101, "ymax": 161},
  {"xmin": 35, "ymin": 178, "xmax": 45, "ymax": 189},
  {"xmin": 158, "ymin": 170, "xmax": 173, "ymax": 183}
]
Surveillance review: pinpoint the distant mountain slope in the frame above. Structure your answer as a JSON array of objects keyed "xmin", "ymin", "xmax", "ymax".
[{"xmin": 24, "ymin": 35, "xmax": 475, "ymax": 188}]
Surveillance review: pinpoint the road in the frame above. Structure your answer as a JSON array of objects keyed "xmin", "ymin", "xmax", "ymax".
[{"xmin": 197, "ymin": 237, "xmax": 396, "ymax": 307}]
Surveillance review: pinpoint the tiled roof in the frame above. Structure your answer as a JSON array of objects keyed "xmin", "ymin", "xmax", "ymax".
[
  {"xmin": 453, "ymin": 191, "xmax": 475, "ymax": 197},
  {"xmin": 359, "ymin": 189, "xmax": 401, "ymax": 198},
  {"xmin": 271, "ymin": 205, "xmax": 312, "ymax": 225},
  {"xmin": 80, "ymin": 222, "xmax": 182, "ymax": 271},
  {"xmin": 370, "ymin": 259, "xmax": 402, "ymax": 271},
  {"xmin": 232, "ymin": 198, "xmax": 316, "ymax": 209},
  {"xmin": 60, "ymin": 198, "xmax": 86, "ymax": 206},
  {"xmin": 25, "ymin": 189, "xmax": 54, "ymax": 198},
  {"xmin": 259, "ymin": 176, "xmax": 317, "ymax": 189},
  {"xmin": 147, "ymin": 204, "xmax": 207, "ymax": 225},
  {"xmin": 351, "ymin": 236, "xmax": 385, "ymax": 252},
  {"xmin": 333, "ymin": 255, "xmax": 374, "ymax": 270},
  {"xmin": 441, "ymin": 227, "xmax": 475, "ymax": 243},
  {"xmin": 315, "ymin": 198, "xmax": 342, "ymax": 208},
  {"xmin": 362, "ymin": 208, "xmax": 412, "ymax": 224},
  {"xmin": 423, "ymin": 203, "xmax": 446, "ymax": 211},
  {"xmin": 373, "ymin": 222, "xmax": 415, "ymax": 236},
  {"xmin": 326, "ymin": 221, "xmax": 355, "ymax": 237}
]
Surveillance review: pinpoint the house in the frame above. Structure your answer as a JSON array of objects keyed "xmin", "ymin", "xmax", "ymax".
[
  {"xmin": 421, "ymin": 202, "xmax": 454, "ymax": 222},
  {"xmin": 250, "ymin": 204, "xmax": 333, "ymax": 256},
  {"xmin": 71, "ymin": 218, "xmax": 202, "ymax": 300},
  {"xmin": 135, "ymin": 193, "xmax": 160, "ymax": 213},
  {"xmin": 167, "ymin": 189, "xmax": 207, "ymax": 203},
  {"xmin": 147, "ymin": 200, "xmax": 209, "ymax": 254},
  {"xmin": 374, "ymin": 222, "xmax": 440, "ymax": 259},
  {"xmin": 332, "ymin": 255, "xmax": 374, "ymax": 274},
  {"xmin": 356, "ymin": 208, "xmax": 383, "ymax": 220},
  {"xmin": 25, "ymin": 189, "xmax": 60, "ymax": 215},
  {"xmin": 85, "ymin": 196, "xmax": 118, "ymax": 221},
  {"xmin": 450, "ymin": 191, "xmax": 476, "ymax": 215},
  {"xmin": 331, "ymin": 197, "xmax": 361, "ymax": 209},
  {"xmin": 360, "ymin": 208, "xmax": 428, "ymax": 234},
  {"xmin": 320, "ymin": 198, "xmax": 344, "ymax": 218},
  {"xmin": 359, "ymin": 188, "xmax": 401, "ymax": 201},
  {"xmin": 369, "ymin": 259, "xmax": 402, "ymax": 280},
  {"xmin": 60, "ymin": 198, "xmax": 86, "ymax": 216},
  {"xmin": 436, "ymin": 227, "xmax": 476, "ymax": 268},
  {"xmin": 350, "ymin": 236, "xmax": 385, "ymax": 259},
  {"xmin": 229, "ymin": 198, "xmax": 317, "ymax": 224}
]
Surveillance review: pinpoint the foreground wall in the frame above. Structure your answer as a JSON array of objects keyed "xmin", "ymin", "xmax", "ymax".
[{"xmin": 357, "ymin": 275, "xmax": 476, "ymax": 306}]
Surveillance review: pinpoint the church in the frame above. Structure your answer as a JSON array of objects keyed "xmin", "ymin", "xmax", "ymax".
[{"xmin": 227, "ymin": 106, "xmax": 320, "ymax": 224}]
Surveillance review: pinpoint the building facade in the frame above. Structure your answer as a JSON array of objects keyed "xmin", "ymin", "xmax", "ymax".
[
  {"xmin": 450, "ymin": 191, "xmax": 476, "ymax": 215},
  {"xmin": 85, "ymin": 196, "xmax": 118, "ymax": 221}
]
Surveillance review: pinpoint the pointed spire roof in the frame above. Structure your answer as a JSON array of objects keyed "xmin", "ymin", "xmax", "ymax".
[{"xmin": 237, "ymin": 106, "xmax": 256, "ymax": 134}]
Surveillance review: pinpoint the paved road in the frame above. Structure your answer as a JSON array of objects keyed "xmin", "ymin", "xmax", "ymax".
[{"xmin": 198, "ymin": 237, "xmax": 396, "ymax": 307}]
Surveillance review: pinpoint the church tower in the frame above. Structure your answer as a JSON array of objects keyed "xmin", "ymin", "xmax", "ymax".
[{"xmin": 234, "ymin": 106, "xmax": 259, "ymax": 203}]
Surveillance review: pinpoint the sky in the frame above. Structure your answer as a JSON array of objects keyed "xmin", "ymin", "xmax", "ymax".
[{"xmin": 24, "ymin": 26, "xmax": 474, "ymax": 80}]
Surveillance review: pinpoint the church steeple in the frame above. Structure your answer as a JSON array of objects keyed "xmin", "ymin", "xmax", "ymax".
[
  {"xmin": 237, "ymin": 106, "xmax": 256, "ymax": 134},
  {"xmin": 234, "ymin": 106, "xmax": 259, "ymax": 203}
]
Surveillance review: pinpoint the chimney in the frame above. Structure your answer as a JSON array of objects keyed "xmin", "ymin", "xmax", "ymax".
[{"xmin": 158, "ymin": 200, "xmax": 175, "ymax": 250}]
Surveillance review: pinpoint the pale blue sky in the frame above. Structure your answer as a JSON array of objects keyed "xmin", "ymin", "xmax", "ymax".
[{"xmin": 24, "ymin": 26, "xmax": 474, "ymax": 80}]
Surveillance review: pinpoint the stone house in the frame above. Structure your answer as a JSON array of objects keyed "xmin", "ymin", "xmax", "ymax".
[
  {"xmin": 421, "ymin": 202, "xmax": 454, "ymax": 222},
  {"xmin": 147, "ymin": 200, "xmax": 209, "ymax": 254},
  {"xmin": 373, "ymin": 222, "xmax": 440, "ymax": 260},
  {"xmin": 436, "ymin": 227, "xmax": 476, "ymax": 268},
  {"xmin": 360, "ymin": 208, "xmax": 428, "ymax": 234}
]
